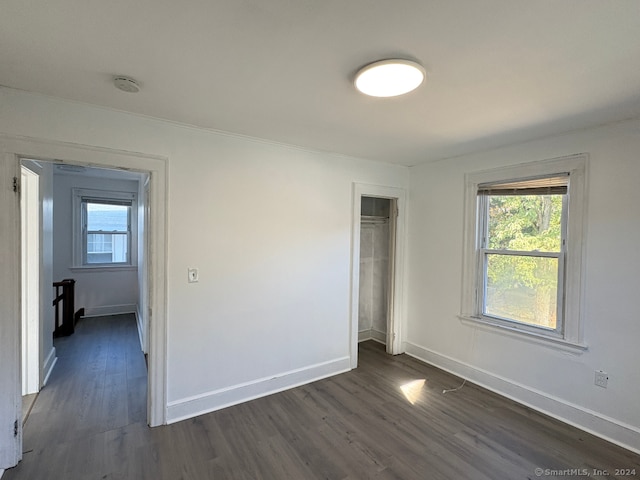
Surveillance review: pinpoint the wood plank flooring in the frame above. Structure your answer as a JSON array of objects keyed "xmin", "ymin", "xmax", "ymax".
[
  {"xmin": 5, "ymin": 317, "xmax": 639, "ymax": 479},
  {"xmin": 21, "ymin": 393, "xmax": 37, "ymax": 427}
]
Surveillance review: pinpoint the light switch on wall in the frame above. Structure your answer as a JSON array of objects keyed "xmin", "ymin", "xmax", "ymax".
[
  {"xmin": 188, "ymin": 268, "xmax": 199, "ymax": 283},
  {"xmin": 594, "ymin": 370, "xmax": 608, "ymax": 388}
]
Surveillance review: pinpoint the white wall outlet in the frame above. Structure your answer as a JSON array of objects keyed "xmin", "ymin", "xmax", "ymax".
[
  {"xmin": 594, "ymin": 370, "xmax": 608, "ymax": 388},
  {"xmin": 187, "ymin": 268, "xmax": 199, "ymax": 283}
]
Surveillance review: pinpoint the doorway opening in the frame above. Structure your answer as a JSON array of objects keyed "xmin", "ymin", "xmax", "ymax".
[
  {"xmin": 20, "ymin": 165, "xmax": 40, "ymax": 426},
  {"xmin": 350, "ymin": 183, "xmax": 407, "ymax": 369},
  {"xmin": 19, "ymin": 159, "xmax": 151, "ymax": 426},
  {"xmin": 1, "ymin": 137, "xmax": 167, "ymax": 469},
  {"xmin": 358, "ymin": 196, "xmax": 395, "ymax": 351}
]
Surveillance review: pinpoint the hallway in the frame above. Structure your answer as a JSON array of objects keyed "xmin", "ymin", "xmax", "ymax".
[{"xmin": 6, "ymin": 314, "xmax": 146, "ymax": 479}]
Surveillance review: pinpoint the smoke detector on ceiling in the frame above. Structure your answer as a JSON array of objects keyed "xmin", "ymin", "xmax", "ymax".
[{"xmin": 113, "ymin": 76, "xmax": 141, "ymax": 93}]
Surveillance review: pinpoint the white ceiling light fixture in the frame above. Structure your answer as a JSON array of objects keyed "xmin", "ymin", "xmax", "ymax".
[
  {"xmin": 354, "ymin": 59, "xmax": 425, "ymax": 97},
  {"xmin": 113, "ymin": 76, "xmax": 141, "ymax": 93}
]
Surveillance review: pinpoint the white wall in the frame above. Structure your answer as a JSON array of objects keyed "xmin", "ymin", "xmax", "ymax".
[
  {"xmin": 52, "ymin": 173, "xmax": 140, "ymax": 317},
  {"xmin": 0, "ymin": 87, "xmax": 409, "ymax": 421},
  {"xmin": 407, "ymin": 118, "xmax": 640, "ymax": 452}
]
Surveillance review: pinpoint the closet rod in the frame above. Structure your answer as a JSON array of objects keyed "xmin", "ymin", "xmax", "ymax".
[{"xmin": 360, "ymin": 215, "xmax": 389, "ymax": 224}]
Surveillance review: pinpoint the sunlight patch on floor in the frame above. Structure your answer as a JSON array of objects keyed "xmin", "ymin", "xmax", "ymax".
[{"xmin": 400, "ymin": 379, "xmax": 426, "ymax": 405}]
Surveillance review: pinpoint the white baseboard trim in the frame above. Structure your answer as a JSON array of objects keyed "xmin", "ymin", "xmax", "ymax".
[
  {"xmin": 404, "ymin": 341, "xmax": 640, "ymax": 455},
  {"xmin": 358, "ymin": 328, "xmax": 387, "ymax": 344},
  {"xmin": 370, "ymin": 328, "xmax": 386, "ymax": 344},
  {"xmin": 167, "ymin": 356, "xmax": 351, "ymax": 424},
  {"xmin": 42, "ymin": 346, "xmax": 57, "ymax": 387},
  {"xmin": 358, "ymin": 328, "xmax": 372, "ymax": 342},
  {"xmin": 83, "ymin": 304, "xmax": 136, "ymax": 318}
]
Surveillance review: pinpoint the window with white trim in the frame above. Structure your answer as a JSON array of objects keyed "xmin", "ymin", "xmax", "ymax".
[
  {"xmin": 83, "ymin": 199, "xmax": 130, "ymax": 264},
  {"xmin": 461, "ymin": 155, "xmax": 587, "ymax": 348},
  {"xmin": 73, "ymin": 189, "xmax": 137, "ymax": 268},
  {"xmin": 478, "ymin": 175, "xmax": 567, "ymax": 334}
]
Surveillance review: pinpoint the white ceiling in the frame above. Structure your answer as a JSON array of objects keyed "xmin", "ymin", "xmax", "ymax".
[{"xmin": 2, "ymin": 0, "xmax": 640, "ymax": 166}]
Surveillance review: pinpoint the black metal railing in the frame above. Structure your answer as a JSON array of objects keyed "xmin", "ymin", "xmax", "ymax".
[{"xmin": 53, "ymin": 279, "xmax": 77, "ymax": 337}]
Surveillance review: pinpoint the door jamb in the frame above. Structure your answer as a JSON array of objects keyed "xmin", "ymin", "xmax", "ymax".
[{"xmin": 20, "ymin": 165, "xmax": 40, "ymax": 395}]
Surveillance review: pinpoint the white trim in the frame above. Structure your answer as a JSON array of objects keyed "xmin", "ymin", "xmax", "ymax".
[
  {"xmin": 166, "ymin": 356, "xmax": 351, "ymax": 424},
  {"xmin": 0, "ymin": 134, "xmax": 168, "ymax": 427},
  {"xmin": 404, "ymin": 341, "xmax": 640, "ymax": 455},
  {"xmin": 21, "ymin": 166, "xmax": 40, "ymax": 395},
  {"xmin": 358, "ymin": 330, "xmax": 370, "ymax": 343},
  {"xmin": 0, "ymin": 153, "xmax": 22, "ymax": 468},
  {"xmin": 358, "ymin": 328, "xmax": 387, "ymax": 344},
  {"xmin": 458, "ymin": 316, "xmax": 587, "ymax": 353},
  {"xmin": 461, "ymin": 153, "xmax": 588, "ymax": 346},
  {"xmin": 82, "ymin": 304, "xmax": 137, "ymax": 318},
  {"xmin": 20, "ymin": 159, "xmax": 52, "ymax": 395},
  {"xmin": 41, "ymin": 347, "xmax": 57, "ymax": 387},
  {"xmin": 350, "ymin": 183, "xmax": 407, "ymax": 368},
  {"xmin": 371, "ymin": 329, "xmax": 387, "ymax": 344}
]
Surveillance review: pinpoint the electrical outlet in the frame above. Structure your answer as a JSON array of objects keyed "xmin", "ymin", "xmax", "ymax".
[
  {"xmin": 594, "ymin": 370, "xmax": 608, "ymax": 388},
  {"xmin": 188, "ymin": 268, "xmax": 199, "ymax": 283}
]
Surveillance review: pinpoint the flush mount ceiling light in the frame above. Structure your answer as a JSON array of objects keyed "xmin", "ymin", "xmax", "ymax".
[
  {"xmin": 354, "ymin": 59, "xmax": 425, "ymax": 97},
  {"xmin": 113, "ymin": 76, "xmax": 140, "ymax": 93}
]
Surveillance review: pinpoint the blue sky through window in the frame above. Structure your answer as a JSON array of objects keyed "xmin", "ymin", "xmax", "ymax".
[{"xmin": 87, "ymin": 204, "xmax": 128, "ymax": 231}]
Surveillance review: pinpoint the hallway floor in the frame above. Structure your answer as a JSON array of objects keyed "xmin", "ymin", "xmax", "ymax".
[{"xmin": 6, "ymin": 314, "xmax": 146, "ymax": 479}]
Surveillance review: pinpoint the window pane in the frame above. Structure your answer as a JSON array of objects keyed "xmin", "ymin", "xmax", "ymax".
[
  {"xmin": 487, "ymin": 195, "xmax": 563, "ymax": 252},
  {"xmin": 86, "ymin": 233, "xmax": 128, "ymax": 264},
  {"xmin": 87, "ymin": 203, "xmax": 129, "ymax": 231},
  {"xmin": 87, "ymin": 233, "xmax": 112, "ymax": 253},
  {"xmin": 484, "ymin": 254, "xmax": 558, "ymax": 329}
]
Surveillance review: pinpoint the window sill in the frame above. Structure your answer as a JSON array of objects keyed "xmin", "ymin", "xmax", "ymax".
[
  {"xmin": 458, "ymin": 315, "xmax": 588, "ymax": 354},
  {"xmin": 70, "ymin": 265, "xmax": 137, "ymax": 273}
]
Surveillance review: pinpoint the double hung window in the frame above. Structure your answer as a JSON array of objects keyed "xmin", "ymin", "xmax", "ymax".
[
  {"xmin": 83, "ymin": 199, "xmax": 131, "ymax": 265},
  {"xmin": 477, "ymin": 175, "xmax": 567, "ymax": 334},
  {"xmin": 461, "ymin": 155, "xmax": 587, "ymax": 349},
  {"xmin": 72, "ymin": 188, "xmax": 137, "ymax": 268}
]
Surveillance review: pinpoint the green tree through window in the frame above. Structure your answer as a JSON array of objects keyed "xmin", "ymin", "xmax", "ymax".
[
  {"xmin": 462, "ymin": 155, "xmax": 587, "ymax": 347},
  {"xmin": 483, "ymin": 194, "xmax": 563, "ymax": 328}
]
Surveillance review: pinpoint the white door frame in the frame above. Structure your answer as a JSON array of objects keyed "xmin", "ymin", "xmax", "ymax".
[
  {"xmin": 0, "ymin": 153, "xmax": 22, "ymax": 468},
  {"xmin": 0, "ymin": 134, "xmax": 168, "ymax": 467},
  {"xmin": 142, "ymin": 177, "xmax": 151, "ymax": 355},
  {"xmin": 21, "ymin": 165, "xmax": 40, "ymax": 395},
  {"xmin": 350, "ymin": 183, "xmax": 407, "ymax": 368}
]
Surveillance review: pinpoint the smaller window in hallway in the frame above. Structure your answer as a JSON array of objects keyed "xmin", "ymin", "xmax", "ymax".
[
  {"xmin": 72, "ymin": 188, "xmax": 137, "ymax": 268},
  {"xmin": 84, "ymin": 201, "xmax": 130, "ymax": 264}
]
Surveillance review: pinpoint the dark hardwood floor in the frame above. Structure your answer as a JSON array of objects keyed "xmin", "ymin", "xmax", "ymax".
[{"xmin": 5, "ymin": 316, "xmax": 639, "ymax": 479}]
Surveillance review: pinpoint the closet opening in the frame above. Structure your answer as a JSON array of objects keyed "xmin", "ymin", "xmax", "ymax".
[{"xmin": 357, "ymin": 196, "xmax": 397, "ymax": 354}]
